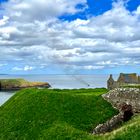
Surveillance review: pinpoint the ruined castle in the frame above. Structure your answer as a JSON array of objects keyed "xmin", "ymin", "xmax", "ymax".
[{"xmin": 107, "ymin": 73, "xmax": 140, "ymax": 90}]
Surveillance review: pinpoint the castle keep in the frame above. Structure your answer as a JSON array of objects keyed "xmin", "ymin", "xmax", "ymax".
[{"xmin": 107, "ymin": 73, "xmax": 140, "ymax": 90}]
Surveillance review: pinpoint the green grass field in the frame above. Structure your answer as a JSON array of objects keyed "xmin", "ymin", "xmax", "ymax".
[{"xmin": 0, "ymin": 88, "xmax": 140, "ymax": 140}]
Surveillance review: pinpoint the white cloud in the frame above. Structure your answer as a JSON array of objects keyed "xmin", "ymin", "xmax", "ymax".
[
  {"xmin": 0, "ymin": 0, "xmax": 140, "ymax": 72},
  {"xmin": 0, "ymin": 16, "xmax": 9, "ymax": 26},
  {"xmin": 83, "ymin": 65, "xmax": 104, "ymax": 70},
  {"xmin": 24, "ymin": 65, "xmax": 35, "ymax": 71},
  {"xmin": 134, "ymin": 6, "xmax": 140, "ymax": 16},
  {"xmin": 12, "ymin": 67, "xmax": 23, "ymax": 71},
  {"xmin": 12, "ymin": 65, "xmax": 35, "ymax": 71},
  {"xmin": 2, "ymin": 0, "xmax": 87, "ymax": 22}
]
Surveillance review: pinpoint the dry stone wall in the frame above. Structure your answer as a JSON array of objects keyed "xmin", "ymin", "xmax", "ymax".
[
  {"xmin": 102, "ymin": 88, "xmax": 140, "ymax": 113},
  {"xmin": 93, "ymin": 88, "xmax": 140, "ymax": 134}
]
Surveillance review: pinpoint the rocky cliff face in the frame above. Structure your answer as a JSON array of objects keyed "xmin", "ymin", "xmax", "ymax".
[{"xmin": 0, "ymin": 79, "xmax": 51, "ymax": 91}]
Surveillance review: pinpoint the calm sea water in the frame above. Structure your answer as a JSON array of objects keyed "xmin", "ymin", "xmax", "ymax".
[{"xmin": 0, "ymin": 74, "xmax": 118, "ymax": 106}]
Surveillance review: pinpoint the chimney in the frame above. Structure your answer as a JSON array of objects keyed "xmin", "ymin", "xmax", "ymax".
[{"xmin": 107, "ymin": 74, "xmax": 115, "ymax": 90}]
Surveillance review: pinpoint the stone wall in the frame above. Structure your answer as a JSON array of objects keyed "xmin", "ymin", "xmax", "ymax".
[
  {"xmin": 107, "ymin": 73, "xmax": 140, "ymax": 90},
  {"xmin": 93, "ymin": 88, "xmax": 140, "ymax": 134},
  {"xmin": 102, "ymin": 88, "xmax": 140, "ymax": 113},
  {"xmin": 117, "ymin": 73, "xmax": 138, "ymax": 83},
  {"xmin": 93, "ymin": 113, "xmax": 123, "ymax": 134}
]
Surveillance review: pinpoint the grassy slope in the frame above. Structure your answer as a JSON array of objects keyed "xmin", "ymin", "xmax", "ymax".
[
  {"xmin": 0, "ymin": 88, "xmax": 139, "ymax": 140},
  {"xmin": 0, "ymin": 88, "xmax": 118, "ymax": 140},
  {"xmin": 0, "ymin": 79, "xmax": 27, "ymax": 86}
]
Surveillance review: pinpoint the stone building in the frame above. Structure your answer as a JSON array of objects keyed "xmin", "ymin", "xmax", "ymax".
[{"xmin": 107, "ymin": 73, "xmax": 140, "ymax": 90}]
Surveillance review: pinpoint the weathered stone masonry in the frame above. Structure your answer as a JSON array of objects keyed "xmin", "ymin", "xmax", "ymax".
[
  {"xmin": 93, "ymin": 88, "xmax": 140, "ymax": 134},
  {"xmin": 103, "ymin": 88, "xmax": 140, "ymax": 113},
  {"xmin": 107, "ymin": 73, "xmax": 140, "ymax": 90}
]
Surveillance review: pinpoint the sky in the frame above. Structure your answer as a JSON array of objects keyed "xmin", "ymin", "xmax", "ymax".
[{"xmin": 0, "ymin": 0, "xmax": 140, "ymax": 74}]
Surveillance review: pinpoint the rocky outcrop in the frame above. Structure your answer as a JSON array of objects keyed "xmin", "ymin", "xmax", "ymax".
[
  {"xmin": 102, "ymin": 88, "xmax": 140, "ymax": 113},
  {"xmin": 0, "ymin": 79, "xmax": 51, "ymax": 91},
  {"xmin": 93, "ymin": 103, "xmax": 133, "ymax": 134},
  {"xmin": 93, "ymin": 88, "xmax": 140, "ymax": 134},
  {"xmin": 93, "ymin": 113, "xmax": 123, "ymax": 134}
]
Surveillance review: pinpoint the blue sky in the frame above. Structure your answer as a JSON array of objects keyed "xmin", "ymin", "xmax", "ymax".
[
  {"xmin": 0, "ymin": 0, "xmax": 140, "ymax": 74},
  {"xmin": 60, "ymin": 0, "xmax": 140, "ymax": 20}
]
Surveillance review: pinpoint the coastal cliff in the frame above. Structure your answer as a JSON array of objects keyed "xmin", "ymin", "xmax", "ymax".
[{"xmin": 0, "ymin": 78, "xmax": 51, "ymax": 91}]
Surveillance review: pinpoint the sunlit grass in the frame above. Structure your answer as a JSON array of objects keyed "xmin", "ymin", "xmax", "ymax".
[{"xmin": 0, "ymin": 88, "xmax": 140, "ymax": 140}]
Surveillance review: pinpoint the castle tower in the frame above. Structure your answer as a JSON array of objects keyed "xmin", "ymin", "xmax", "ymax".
[{"xmin": 107, "ymin": 74, "xmax": 115, "ymax": 90}]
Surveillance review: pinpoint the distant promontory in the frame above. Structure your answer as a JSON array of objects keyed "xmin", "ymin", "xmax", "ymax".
[{"xmin": 0, "ymin": 78, "xmax": 51, "ymax": 91}]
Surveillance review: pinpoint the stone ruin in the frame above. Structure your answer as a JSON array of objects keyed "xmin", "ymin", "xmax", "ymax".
[
  {"xmin": 107, "ymin": 73, "xmax": 140, "ymax": 90},
  {"xmin": 93, "ymin": 88, "xmax": 140, "ymax": 134},
  {"xmin": 103, "ymin": 88, "xmax": 140, "ymax": 113}
]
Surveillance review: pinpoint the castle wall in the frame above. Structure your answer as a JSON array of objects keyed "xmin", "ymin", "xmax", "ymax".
[
  {"xmin": 117, "ymin": 73, "xmax": 138, "ymax": 83},
  {"xmin": 93, "ymin": 88, "xmax": 140, "ymax": 134},
  {"xmin": 107, "ymin": 73, "xmax": 140, "ymax": 90},
  {"xmin": 103, "ymin": 88, "xmax": 140, "ymax": 113}
]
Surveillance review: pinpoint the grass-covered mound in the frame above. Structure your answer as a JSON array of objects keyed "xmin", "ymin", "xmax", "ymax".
[
  {"xmin": 1, "ymin": 88, "xmax": 139, "ymax": 140},
  {"xmin": 0, "ymin": 88, "xmax": 118, "ymax": 140}
]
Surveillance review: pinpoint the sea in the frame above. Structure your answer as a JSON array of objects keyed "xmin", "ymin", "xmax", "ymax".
[{"xmin": 0, "ymin": 74, "xmax": 118, "ymax": 106}]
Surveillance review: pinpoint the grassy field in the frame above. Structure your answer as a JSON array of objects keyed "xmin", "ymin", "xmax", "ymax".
[{"xmin": 0, "ymin": 88, "xmax": 140, "ymax": 140}]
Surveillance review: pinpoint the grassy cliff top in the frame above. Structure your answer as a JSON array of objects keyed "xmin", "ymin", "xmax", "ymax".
[
  {"xmin": 0, "ymin": 88, "xmax": 140, "ymax": 140},
  {"xmin": 0, "ymin": 78, "xmax": 49, "ymax": 87},
  {"xmin": 0, "ymin": 78, "xmax": 29, "ymax": 85}
]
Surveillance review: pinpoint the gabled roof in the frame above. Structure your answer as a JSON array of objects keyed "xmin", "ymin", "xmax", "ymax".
[{"xmin": 117, "ymin": 73, "xmax": 138, "ymax": 83}]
